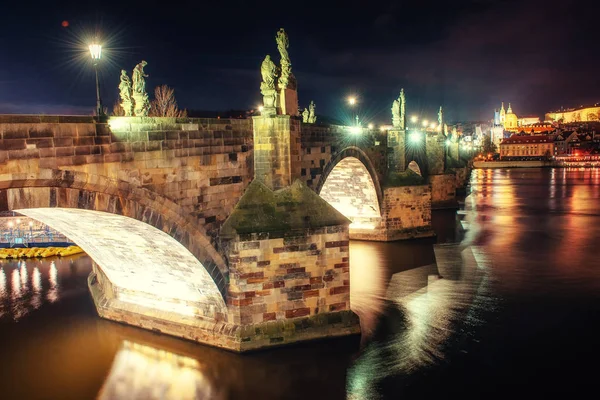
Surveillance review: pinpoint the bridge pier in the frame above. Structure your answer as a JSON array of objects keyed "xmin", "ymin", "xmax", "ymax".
[{"xmin": 217, "ymin": 114, "xmax": 360, "ymax": 350}]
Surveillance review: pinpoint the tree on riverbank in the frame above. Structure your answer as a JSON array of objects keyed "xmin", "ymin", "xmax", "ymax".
[{"xmin": 482, "ymin": 134, "xmax": 497, "ymax": 154}]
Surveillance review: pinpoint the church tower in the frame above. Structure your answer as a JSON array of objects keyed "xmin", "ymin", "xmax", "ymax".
[{"xmin": 500, "ymin": 102, "xmax": 506, "ymax": 125}]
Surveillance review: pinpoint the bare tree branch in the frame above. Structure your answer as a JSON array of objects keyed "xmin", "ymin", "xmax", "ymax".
[{"xmin": 149, "ymin": 85, "xmax": 187, "ymax": 117}]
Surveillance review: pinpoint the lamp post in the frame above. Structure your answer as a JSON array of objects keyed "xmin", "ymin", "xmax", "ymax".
[
  {"xmin": 348, "ymin": 96, "xmax": 358, "ymax": 126},
  {"xmin": 89, "ymin": 40, "xmax": 103, "ymax": 117}
]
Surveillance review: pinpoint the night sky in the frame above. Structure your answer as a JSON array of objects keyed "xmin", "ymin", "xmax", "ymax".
[{"xmin": 0, "ymin": 0, "xmax": 598, "ymax": 123}]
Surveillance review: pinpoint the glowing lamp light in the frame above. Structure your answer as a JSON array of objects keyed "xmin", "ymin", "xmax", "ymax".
[
  {"xmin": 410, "ymin": 132, "xmax": 422, "ymax": 144},
  {"xmin": 8, "ymin": 221, "xmax": 13, "ymax": 228},
  {"xmin": 422, "ymin": 120, "xmax": 429, "ymax": 127},
  {"xmin": 410, "ymin": 115, "xmax": 418, "ymax": 124},
  {"xmin": 29, "ymin": 221, "xmax": 33, "ymax": 227},
  {"xmin": 349, "ymin": 126, "xmax": 362, "ymax": 135},
  {"xmin": 379, "ymin": 126, "xmax": 386, "ymax": 132},
  {"xmin": 89, "ymin": 43, "xmax": 102, "ymax": 60},
  {"xmin": 368, "ymin": 123, "xmax": 374, "ymax": 129},
  {"xmin": 258, "ymin": 105, "xmax": 264, "ymax": 112},
  {"xmin": 16, "ymin": 218, "xmax": 21, "ymax": 224},
  {"xmin": 348, "ymin": 96, "xmax": 357, "ymax": 106},
  {"xmin": 445, "ymin": 140, "xmax": 451, "ymax": 146},
  {"xmin": 430, "ymin": 122, "xmax": 436, "ymax": 129}
]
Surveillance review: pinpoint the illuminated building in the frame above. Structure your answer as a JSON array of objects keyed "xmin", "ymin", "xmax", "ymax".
[
  {"xmin": 518, "ymin": 116, "xmax": 540, "ymax": 126},
  {"xmin": 494, "ymin": 102, "xmax": 547, "ymax": 133},
  {"xmin": 499, "ymin": 134, "xmax": 554, "ymax": 159},
  {"xmin": 545, "ymin": 104, "xmax": 600, "ymax": 123},
  {"xmin": 504, "ymin": 103, "xmax": 518, "ymax": 131}
]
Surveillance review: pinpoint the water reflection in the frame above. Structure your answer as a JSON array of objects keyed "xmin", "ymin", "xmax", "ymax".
[
  {"xmin": 98, "ymin": 341, "xmax": 219, "ymax": 400},
  {"xmin": 347, "ymin": 244, "xmax": 494, "ymax": 399},
  {"xmin": 0, "ymin": 168, "xmax": 598, "ymax": 399},
  {"xmin": 0, "ymin": 254, "xmax": 90, "ymax": 322}
]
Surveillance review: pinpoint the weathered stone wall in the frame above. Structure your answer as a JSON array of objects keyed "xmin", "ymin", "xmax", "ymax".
[
  {"xmin": 252, "ymin": 116, "xmax": 301, "ymax": 190},
  {"xmin": 425, "ymin": 132, "xmax": 445, "ymax": 175},
  {"xmin": 455, "ymin": 167, "xmax": 469, "ymax": 189},
  {"xmin": 0, "ymin": 116, "xmax": 254, "ymax": 244},
  {"xmin": 387, "ymin": 129, "xmax": 406, "ymax": 172},
  {"xmin": 225, "ymin": 227, "xmax": 350, "ymax": 325},
  {"xmin": 429, "ymin": 174, "xmax": 457, "ymax": 208},
  {"xmin": 351, "ymin": 185, "xmax": 433, "ymax": 241}
]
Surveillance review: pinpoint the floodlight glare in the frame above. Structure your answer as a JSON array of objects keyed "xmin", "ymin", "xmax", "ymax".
[{"xmin": 410, "ymin": 132, "xmax": 422, "ymax": 143}]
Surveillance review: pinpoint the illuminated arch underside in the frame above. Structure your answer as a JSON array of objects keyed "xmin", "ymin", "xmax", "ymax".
[
  {"xmin": 17, "ymin": 208, "xmax": 226, "ymax": 319},
  {"xmin": 319, "ymin": 156, "xmax": 381, "ymax": 230}
]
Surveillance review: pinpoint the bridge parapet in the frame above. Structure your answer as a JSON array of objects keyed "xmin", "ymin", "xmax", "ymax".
[{"xmin": 0, "ymin": 116, "xmax": 254, "ymax": 243}]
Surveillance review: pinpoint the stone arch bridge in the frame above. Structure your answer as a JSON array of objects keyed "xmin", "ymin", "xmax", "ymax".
[{"xmin": 0, "ymin": 114, "xmax": 466, "ymax": 351}]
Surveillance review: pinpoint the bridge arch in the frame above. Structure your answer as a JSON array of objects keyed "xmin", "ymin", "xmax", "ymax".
[
  {"xmin": 0, "ymin": 169, "xmax": 229, "ymax": 306},
  {"xmin": 316, "ymin": 147, "xmax": 383, "ymax": 230}
]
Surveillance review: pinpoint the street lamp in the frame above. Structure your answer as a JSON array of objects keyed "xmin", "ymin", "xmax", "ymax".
[
  {"xmin": 89, "ymin": 40, "xmax": 103, "ymax": 117},
  {"xmin": 422, "ymin": 119, "xmax": 429, "ymax": 128},
  {"xmin": 410, "ymin": 115, "xmax": 418, "ymax": 124},
  {"xmin": 347, "ymin": 96, "xmax": 359, "ymax": 126}
]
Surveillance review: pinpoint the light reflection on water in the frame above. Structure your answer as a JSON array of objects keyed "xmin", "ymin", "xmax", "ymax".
[
  {"xmin": 0, "ymin": 255, "xmax": 90, "ymax": 322},
  {"xmin": 98, "ymin": 341, "xmax": 219, "ymax": 400},
  {"xmin": 0, "ymin": 168, "xmax": 598, "ymax": 399}
]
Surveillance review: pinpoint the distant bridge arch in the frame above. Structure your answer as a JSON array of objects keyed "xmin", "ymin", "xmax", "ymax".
[{"xmin": 316, "ymin": 147, "xmax": 383, "ymax": 230}]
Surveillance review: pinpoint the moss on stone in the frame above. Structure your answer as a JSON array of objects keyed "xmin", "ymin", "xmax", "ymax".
[
  {"xmin": 384, "ymin": 169, "xmax": 425, "ymax": 188},
  {"xmin": 221, "ymin": 180, "xmax": 350, "ymax": 237}
]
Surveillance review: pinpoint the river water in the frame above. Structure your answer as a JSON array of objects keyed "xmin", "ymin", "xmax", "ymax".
[{"xmin": 0, "ymin": 168, "xmax": 598, "ymax": 399}]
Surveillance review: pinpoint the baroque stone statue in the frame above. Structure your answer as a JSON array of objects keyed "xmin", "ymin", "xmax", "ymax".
[
  {"xmin": 132, "ymin": 60, "xmax": 150, "ymax": 117},
  {"xmin": 391, "ymin": 99, "xmax": 401, "ymax": 127},
  {"xmin": 260, "ymin": 55, "xmax": 278, "ymax": 115},
  {"xmin": 276, "ymin": 28, "xmax": 291, "ymax": 90},
  {"xmin": 308, "ymin": 101, "xmax": 316, "ymax": 123},
  {"xmin": 118, "ymin": 70, "xmax": 133, "ymax": 116},
  {"xmin": 302, "ymin": 108, "xmax": 309, "ymax": 123},
  {"xmin": 438, "ymin": 106, "xmax": 443, "ymax": 127},
  {"xmin": 132, "ymin": 60, "xmax": 148, "ymax": 94},
  {"xmin": 260, "ymin": 55, "xmax": 277, "ymax": 92},
  {"xmin": 399, "ymin": 88, "xmax": 406, "ymax": 129}
]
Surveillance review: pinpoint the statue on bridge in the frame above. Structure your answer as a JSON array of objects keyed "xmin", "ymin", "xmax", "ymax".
[
  {"xmin": 276, "ymin": 28, "xmax": 292, "ymax": 90},
  {"xmin": 302, "ymin": 108, "xmax": 309, "ymax": 123},
  {"xmin": 132, "ymin": 61, "xmax": 150, "ymax": 117},
  {"xmin": 260, "ymin": 55, "xmax": 278, "ymax": 115},
  {"xmin": 308, "ymin": 101, "xmax": 317, "ymax": 123},
  {"xmin": 275, "ymin": 28, "xmax": 299, "ymax": 116},
  {"xmin": 438, "ymin": 106, "xmax": 443, "ymax": 128},
  {"xmin": 118, "ymin": 70, "xmax": 134, "ymax": 116},
  {"xmin": 400, "ymin": 88, "xmax": 406, "ymax": 129},
  {"xmin": 391, "ymin": 99, "xmax": 401, "ymax": 127}
]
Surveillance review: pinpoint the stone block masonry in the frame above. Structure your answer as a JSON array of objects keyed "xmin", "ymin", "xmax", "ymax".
[
  {"xmin": 227, "ymin": 228, "xmax": 351, "ymax": 325},
  {"xmin": 429, "ymin": 174, "xmax": 458, "ymax": 209},
  {"xmin": 351, "ymin": 184, "xmax": 434, "ymax": 241},
  {"xmin": 220, "ymin": 179, "xmax": 360, "ymax": 350},
  {"xmin": 0, "ymin": 115, "xmax": 254, "ymax": 245}
]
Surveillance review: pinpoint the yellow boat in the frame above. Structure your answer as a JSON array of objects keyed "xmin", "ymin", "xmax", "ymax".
[{"xmin": 0, "ymin": 246, "xmax": 83, "ymax": 259}]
